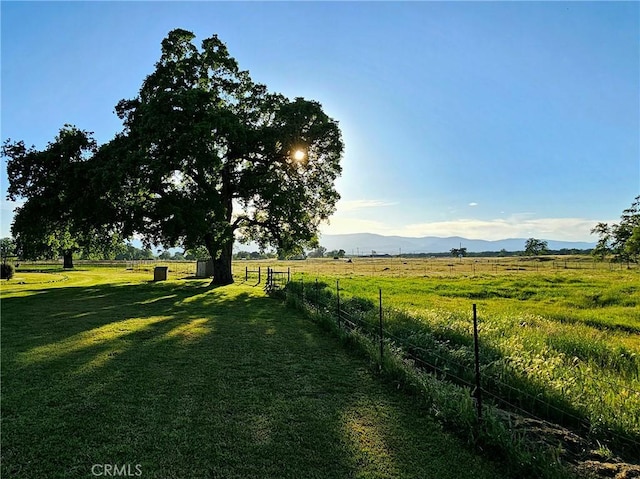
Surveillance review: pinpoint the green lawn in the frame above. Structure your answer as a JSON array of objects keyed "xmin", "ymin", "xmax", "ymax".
[{"xmin": 1, "ymin": 268, "xmax": 509, "ymax": 479}]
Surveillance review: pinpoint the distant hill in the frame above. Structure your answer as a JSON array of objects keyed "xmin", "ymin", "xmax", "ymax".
[
  {"xmin": 131, "ymin": 233, "xmax": 595, "ymax": 256},
  {"xmin": 317, "ymin": 233, "xmax": 595, "ymax": 255}
]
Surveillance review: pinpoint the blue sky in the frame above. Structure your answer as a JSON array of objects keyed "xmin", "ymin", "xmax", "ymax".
[{"xmin": 2, "ymin": 1, "xmax": 638, "ymax": 242}]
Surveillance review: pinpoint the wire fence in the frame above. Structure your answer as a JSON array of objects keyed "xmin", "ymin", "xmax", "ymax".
[
  {"xmin": 263, "ymin": 267, "xmax": 290, "ymax": 293},
  {"xmin": 280, "ymin": 276, "xmax": 640, "ymax": 458},
  {"xmin": 272, "ymin": 256, "xmax": 639, "ymax": 279},
  {"xmin": 14, "ymin": 260, "xmax": 201, "ymax": 277}
]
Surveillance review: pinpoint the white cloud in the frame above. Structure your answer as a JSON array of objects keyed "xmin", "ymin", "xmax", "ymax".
[
  {"xmin": 398, "ymin": 217, "xmax": 607, "ymax": 242},
  {"xmin": 321, "ymin": 214, "xmax": 614, "ymax": 242},
  {"xmin": 468, "ymin": 202, "xmax": 478, "ymax": 207}
]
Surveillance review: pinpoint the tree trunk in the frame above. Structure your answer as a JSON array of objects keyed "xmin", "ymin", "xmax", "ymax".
[
  {"xmin": 211, "ymin": 240, "xmax": 234, "ymax": 285},
  {"xmin": 207, "ymin": 181, "xmax": 235, "ymax": 285},
  {"xmin": 63, "ymin": 250, "xmax": 74, "ymax": 269}
]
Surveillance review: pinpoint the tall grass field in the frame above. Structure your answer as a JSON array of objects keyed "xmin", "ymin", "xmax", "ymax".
[{"xmin": 243, "ymin": 256, "xmax": 640, "ymax": 455}]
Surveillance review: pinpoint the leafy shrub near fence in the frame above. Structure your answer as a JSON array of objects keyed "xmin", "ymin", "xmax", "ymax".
[{"xmin": 1, "ymin": 263, "xmax": 14, "ymax": 280}]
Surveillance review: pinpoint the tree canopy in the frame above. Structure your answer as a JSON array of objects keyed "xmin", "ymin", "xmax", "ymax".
[
  {"xmin": 0, "ymin": 237, "xmax": 16, "ymax": 261},
  {"xmin": 3, "ymin": 126, "xmax": 122, "ymax": 268},
  {"xmin": 106, "ymin": 29, "xmax": 343, "ymax": 283},
  {"xmin": 524, "ymin": 238, "xmax": 548, "ymax": 257},
  {"xmin": 591, "ymin": 195, "xmax": 640, "ymax": 264},
  {"xmin": 450, "ymin": 247, "xmax": 467, "ymax": 258},
  {"xmin": 3, "ymin": 29, "xmax": 344, "ymax": 282}
]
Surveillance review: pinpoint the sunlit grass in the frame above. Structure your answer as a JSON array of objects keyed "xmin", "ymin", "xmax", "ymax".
[
  {"xmin": 1, "ymin": 267, "xmax": 508, "ymax": 479},
  {"xmin": 16, "ymin": 316, "xmax": 172, "ymax": 365},
  {"xmin": 282, "ymin": 261, "xmax": 639, "ymax": 452}
]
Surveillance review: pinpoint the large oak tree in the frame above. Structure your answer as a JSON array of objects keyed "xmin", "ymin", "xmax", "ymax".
[{"xmin": 109, "ymin": 29, "xmax": 343, "ymax": 284}]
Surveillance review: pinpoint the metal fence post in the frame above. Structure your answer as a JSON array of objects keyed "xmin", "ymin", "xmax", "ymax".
[
  {"xmin": 379, "ymin": 288, "xmax": 384, "ymax": 366},
  {"xmin": 336, "ymin": 279, "xmax": 341, "ymax": 329},
  {"xmin": 473, "ymin": 303, "xmax": 483, "ymax": 420},
  {"xmin": 258, "ymin": 266, "xmax": 261, "ymax": 284}
]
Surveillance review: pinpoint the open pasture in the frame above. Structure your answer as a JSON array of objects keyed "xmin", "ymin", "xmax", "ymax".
[
  {"xmin": 6, "ymin": 257, "xmax": 639, "ymax": 453},
  {"xmin": 240, "ymin": 256, "xmax": 639, "ymax": 334},
  {"xmin": 241, "ymin": 256, "xmax": 640, "ymax": 449}
]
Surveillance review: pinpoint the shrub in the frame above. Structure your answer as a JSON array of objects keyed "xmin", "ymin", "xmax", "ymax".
[{"xmin": 1, "ymin": 263, "xmax": 14, "ymax": 280}]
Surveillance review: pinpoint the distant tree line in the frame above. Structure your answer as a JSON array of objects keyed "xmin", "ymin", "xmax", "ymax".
[
  {"xmin": 1, "ymin": 234, "xmax": 601, "ymax": 263},
  {"xmin": 233, "ymin": 251, "xmax": 277, "ymax": 260},
  {"xmin": 0, "ymin": 238, "xmax": 231, "ymax": 263},
  {"xmin": 10, "ymin": 195, "xmax": 638, "ymax": 265},
  {"xmin": 405, "ymin": 248, "xmax": 593, "ymax": 259},
  {"xmin": 306, "ymin": 246, "xmax": 346, "ymax": 258}
]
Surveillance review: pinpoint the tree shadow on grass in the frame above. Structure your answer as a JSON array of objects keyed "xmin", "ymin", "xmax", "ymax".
[{"xmin": 2, "ymin": 279, "xmax": 508, "ymax": 479}]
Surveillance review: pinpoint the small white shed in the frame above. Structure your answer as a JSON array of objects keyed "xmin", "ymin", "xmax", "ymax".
[{"xmin": 196, "ymin": 259, "xmax": 214, "ymax": 278}]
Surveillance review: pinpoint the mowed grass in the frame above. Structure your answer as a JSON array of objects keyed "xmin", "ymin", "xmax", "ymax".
[
  {"xmin": 0, "ymin": 268, "xmax": 509, "ymax": 479},
  {"xmin": 251, "ymin": 257, "xmax": 639, "ymax": 449}
]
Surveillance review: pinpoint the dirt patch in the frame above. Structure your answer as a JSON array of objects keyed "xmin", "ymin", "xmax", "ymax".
[
  {"xmin": 577, "ymin": 461, "xmax": 640, "ymax": 479},
  {"xmin": 495, "ymin": 411, "xmax": 639, "ymax": 479}
]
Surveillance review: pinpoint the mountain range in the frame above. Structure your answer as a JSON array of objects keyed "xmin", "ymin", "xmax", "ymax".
[
  {"xmin": 134, "ymin": 233, "xmax": 596, "ymax": 255},
  {"xmin": 316, "ymin": 233, "xmax": 595, "ymax": 255}
]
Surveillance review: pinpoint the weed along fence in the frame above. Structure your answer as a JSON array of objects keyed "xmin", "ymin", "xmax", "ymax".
[{"xmin": 279, "ymin": 276, "xmax": 640, "ymax": 461}]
